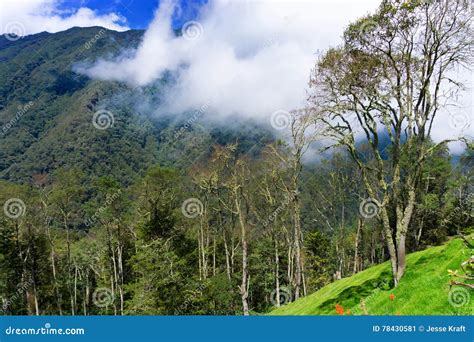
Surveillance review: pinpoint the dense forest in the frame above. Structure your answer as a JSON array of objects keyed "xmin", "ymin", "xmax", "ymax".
[{"xmin": 0, "ymin": 0, "xmax": 473, "ymax": 316}]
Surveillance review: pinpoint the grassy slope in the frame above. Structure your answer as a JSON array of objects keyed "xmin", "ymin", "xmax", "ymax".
[{"xmin": 271, "ymin": 237, "xmax": 473, "ymax": 315}]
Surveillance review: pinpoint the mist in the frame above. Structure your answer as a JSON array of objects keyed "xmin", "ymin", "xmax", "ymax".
[
  {"xmin": 78, "ymin": 0, "xmax": 472, "ymax": 154},
  {"xmin": 78, "ymin": 0, "xmax": 379, "ymax": 115}
]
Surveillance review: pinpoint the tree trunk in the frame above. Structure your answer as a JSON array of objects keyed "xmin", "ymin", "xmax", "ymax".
[
  {"xmin": 63, "ymin": 214, "xmax": 75, "ymax": 315},
  {"xmin": 223, "ymin": 230, "xmax": 231, "ymax": 281},
  {"xmin": 353, "ymin": 219, "xmax": 362, "ymax": 274},
  {"xmin": 292, "ymin": 198, "xmax": 303, "ymax": 300},
  {"xmin": 212, "ymin": 235, "xmax": 216, "ymax": 276},
  {"xmin": 50, "ymin": 248, "xmax": 62, "ymax": 315},
  {"xmin": 84, "ymin": 282, "xmax": 89, "ymax": 315},
  {"xmin": 286, "ymin": 232, "xmax": 293, "ymax": 285},
  {"xmin": 274, "ymin": 237, "xmax": 281, "ymax": 306},
  {"xmin": 394, "ymin": 189, "xmax": 416, "ymax": 283},
  {"xmin": 74, "ymin": 266, "xmax": 78, "ymax": 314},
  {"xmin": 117, "ymin": 244, "xmax": 124, "ymax": 315},
  {"xmin": 197, "ymin": 236, "xmax": 202, "ymax": 281},
  {"xmin": 199, "ymin": 210, "xmax": 208, "ymax": 280},
  {"xmin": 236, "ymin": 196, "xmax": 249, "ymax": 316},
  {"xmin": 379, "ymin": 187, "xmax": 416, "ymax": 286}
]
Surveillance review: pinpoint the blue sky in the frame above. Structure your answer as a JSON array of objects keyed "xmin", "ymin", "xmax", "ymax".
[{"xmin": 58, "ymin": 0, "xmax": 207, "ymax": 29}]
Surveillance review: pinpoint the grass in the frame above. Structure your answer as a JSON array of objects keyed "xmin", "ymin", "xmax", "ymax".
[{"xmin": 270, "ymin": 237, "xmax": 473, "ymax": 315}]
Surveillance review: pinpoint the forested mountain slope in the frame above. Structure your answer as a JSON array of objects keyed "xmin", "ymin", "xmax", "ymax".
[
  {"xmin": 0, "ymin": 27, "xmax": 271, "ymax": 184},
  {"xmin": 0, "ymin": 13, "xmax": 471, "ymax": 316}
]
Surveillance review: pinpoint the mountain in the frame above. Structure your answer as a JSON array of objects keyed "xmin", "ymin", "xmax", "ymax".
[
  {"xmin": 0, "ymin": 27, "xmax": 272, "ymax": 185},
  {"xmin": 270, "ymin": 236, "xmax": 473, "ymax": 315}
]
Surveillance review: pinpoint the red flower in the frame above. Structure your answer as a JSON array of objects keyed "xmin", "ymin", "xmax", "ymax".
[
  {"xmin": 389, "ymin": 293, "xmax": 395, "ymax": 301},
  {"xmin": 335, "ymin": 304, "xmax": 344, "ymax": 315}
]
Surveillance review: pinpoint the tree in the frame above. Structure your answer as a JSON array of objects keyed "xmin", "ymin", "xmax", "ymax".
[
  {"xmin": 442, "ymin": 144, "xmax": 474, "ymax": 236},
  {"xmin": 310, "ymin": 0, "xmax": 473, "ymax": 285},
  {"xmin": 268, "ymin": 109, "xmax": 324, "ymax": 299},
  {"xmin": 126, "ymin": 239, "xmax": 185, "ymax": 314},
  {"xmin": 206, "ymin": 144, "xmax": 263, "ymax": 315},
  {"xmin": 302, "ymin": 152, "xmax": 362, "ymax": 278},
  {"xmin": 49, "ymin": 168, "xmax": 86, "ymax": 314},
  {"xmin": 305, "ymin": 230, "xmax": 332, "ymax": 291},
  {"xmin": 133, "ymin": 167, "xmax": 179, "ymax": 240},
  {"xmin": 408, "ymin": 141, "xmax": 452, "ymax": 248}
]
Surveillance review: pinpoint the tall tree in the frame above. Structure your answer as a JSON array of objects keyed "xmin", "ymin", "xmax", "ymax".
[
  {"xmin": 310, "ymin": 0, "xmax": 473, "ymax": 285},
  {"xmin": 269, "ymin": 109, "xmax": 324, "ymax": 298},
  {"xmin": 49, "ymin": 168, "xmax": 86, "ymax": 314}
]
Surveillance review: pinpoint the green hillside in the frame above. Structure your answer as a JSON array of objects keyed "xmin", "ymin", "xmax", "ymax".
[
  {"xmin": 271, "ymin": 237, "xmax": 473, "ymax": 315},
  {"xmin": 0, "ymin": 27, "xmax": 272, "ymax": 185}
]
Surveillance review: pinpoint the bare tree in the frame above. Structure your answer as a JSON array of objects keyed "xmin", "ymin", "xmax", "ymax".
[
  {"xmin": 310, "ymin": 0, "xmax": 473, "ymax": 285},
  {"xmin": 211, "ymin": 145, "xmax": 252, "ymax": 315},
  {"xmin": 269, "ymin": 108, "xmax": 325, "ymax": 298}
]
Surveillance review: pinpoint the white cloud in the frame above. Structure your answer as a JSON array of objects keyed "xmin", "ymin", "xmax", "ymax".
[
  {"xmin": 80, "ymin": 0, "xmax": 382, "ymax": 118},
  {"xmin": 61, "ymin": 0, "xmax": 474, "ymax": 153},
  {"xmin": 0, "ymin": 0, "xmax": 129, "ymax": 35}
]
